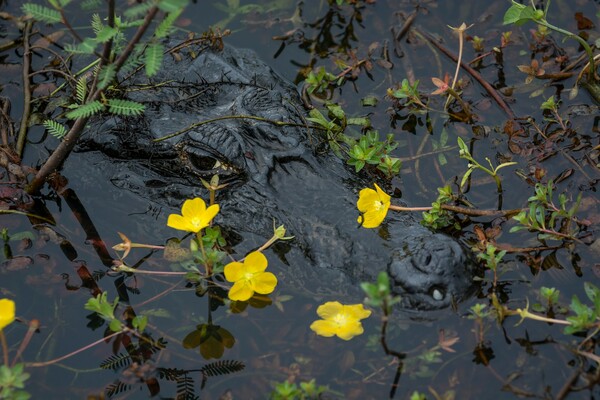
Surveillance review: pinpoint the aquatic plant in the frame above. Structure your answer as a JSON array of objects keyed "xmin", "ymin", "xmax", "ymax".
[
  {"xmin": 224, "ymin": 251, "xmax": 278, "ymax": 302},
  {"xmin": 0, "ymin": 299, "xmax": 15, "ymax": 331},
  {"xmin": 309, "ymin": 301, "xmax": 371, "ymax": 341},
  {"xmin": 167, "ymin": 197, "xmax": 220, "ymax": 233},
  {"xmin": 356, "ymin": 183, "xmax": 391, "ymax": 228}
]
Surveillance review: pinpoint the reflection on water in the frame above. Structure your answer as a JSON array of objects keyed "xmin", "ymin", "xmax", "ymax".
[{"xmin": 0, "ymin": 0, "xmax": 599, "ymax": 399}]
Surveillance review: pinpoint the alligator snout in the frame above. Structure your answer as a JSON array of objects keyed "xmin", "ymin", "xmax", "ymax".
[{"xmin": 388, "ymin": 232, "xmax": 478, "ymax": 311}]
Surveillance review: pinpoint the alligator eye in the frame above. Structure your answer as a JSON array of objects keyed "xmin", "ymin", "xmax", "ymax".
[
  {"xmin": 180, "ymin": 143, "xmax": 240, "ymax": 180},
  {"xmin": 187, "ymin": 152, "xmax": 220, "ymax": 171},
  {"xmin": 431, "ymin": 288, "xmax": 444, "ymax": 301}
]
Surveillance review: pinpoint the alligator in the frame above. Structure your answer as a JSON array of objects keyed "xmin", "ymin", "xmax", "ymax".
[{"xmin": 79, "ymin": 41, "xmax": 479, "ymax": 311}]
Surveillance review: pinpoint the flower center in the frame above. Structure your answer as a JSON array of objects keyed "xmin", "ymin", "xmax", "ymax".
[
  {"xmin": 244, "ymin": 272, "xmax": 255, "ymax": 281},
  {"xmin": 191, "ymin": 217, "xmax": 202, "ymax": 228},
  {"xmin": 332, "ymin": 312, "xmax": 348, "ymax": 326},
  {"xmin": 373, "ymin": 200, "xmax": 384, "ymax": 211}
]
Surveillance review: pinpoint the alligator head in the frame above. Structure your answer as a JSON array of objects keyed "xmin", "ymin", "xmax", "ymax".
[{"xmin": 81, "ymin": 42, "xmax": 479, "ymax": 311}]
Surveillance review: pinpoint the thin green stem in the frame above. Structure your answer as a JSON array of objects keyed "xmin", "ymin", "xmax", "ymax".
[
  {"xmin": 538, "ymin": 20, "xmax": 596, "ymax": 81},
  {"xmin": 196, "ymin": 231, "xmax": 211, "ymax": 276}
]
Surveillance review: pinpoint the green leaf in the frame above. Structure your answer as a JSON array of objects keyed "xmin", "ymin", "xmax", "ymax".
[
  {"xmin": 81, "ymin": 0, "xmax": 102, "ymax": 11},
  {"xmin": 65, "ymin": 38, "xmax": 97, "ymax": 54},
  {"xmin": 22, "ymin": 3, "xmax": 62, "ymax": 24},
  {"xmin": 96, "ymin": 64, "xmax": 116, "ymax": 89},
  {"xmin": 65, "ymin": 101, "xmax": 105, "ymax": 119},
  {"xmin": 124, "ymin": 2, "xmax": 154, "ymax": 19},
  {"xmin": 155, "ymin": 8, "xmax": 182, "ymax": 38},
  {"xmin": 158, "ymin": 0, "xmax": 189, "ymax": 13},
  {"xmin": 460, "ymin": 167, "xmax": 474, "ymax": 189},
  {"xmin": 107, "ymin": 99, "xmax": 145, "ymax": 116},
  {"xmin": 95, "ymin": 26, "xmax": 118, "ymax": 43},
  {"xmin": 503, "ymin": 2, "xmax": 526, "ymax": 25},
  {"xmin": 91, "ymin": 13, "xmax": 103, "ymax": 34},
  {"xmin": 76, "ymin": 75, "xmax": 87, "ymax": 104},
  {"xmin": 109, "ymin": 319, "xmax": 123, "ymax": 332},
  {"xmin": 132, "ymin": 315, "xmax": 148, "ymax": 332},
  {"xmin": 144, "ymin": 42, "xmax": 164, "ymax": 77},
  {"xmin": 43, "ymin": 119, "xmax": 68, "ymax": 139}
]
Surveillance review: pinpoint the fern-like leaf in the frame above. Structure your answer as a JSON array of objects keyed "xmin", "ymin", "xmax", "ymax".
[
  {"xmin": 156, "ymin": 367, "xmax": 186, "ymax": 381},
  {"xmin": 65, "ymin": 100, "xmax": 104, "ymax": 119},
  {"xmin": 65, "ymin": 38, "xmax": 97, "ymax": 55},
  {"xmin": 50, "ymin": 0, "xmax": 72, "ymax": 7},
  {"xmin": 107, "ymin": 99, "xmax": 145, "ymax": 116},
  {"xmin": 81, "ymin": 0, "xmax": 102, "ymax": 11},
  {"xmin": 100, "ymin": 353, "xmax": 131, "ymax": 371},
  {"xmin": 158, "ymin": 0, "xmax": 189, "ymax": 14},
  {"xmin": 155, "ymin": 9, "xmax": 182, "ymax": 38},
  {"xmin": 176, "ymin": 374, "xmax": 197, "ymax": 400},
  {"xmin": 76, "ymin": 75, "xmax": 87, "ymax": 104},
  {"xmin": 144, "ymin": 43, "xmax": 163, "ymax": 77},
  {"xmin": 96, "ymin": 64, "xmax": 116, "ymax": 90},
  {"xmin": 124, "ymin": 2, "xmax": 154, "ymax": 19},
  {"xmin": 91, "ymin": 13, "xmax": 103, "ymax": 34},
  {"xmin": 200, "ymin": 360, "xmax": 244, "ymax": 389},
  {"xmin": 105, "ymin": 380, "xmax": 131, "ymax": 397},
  {"xmin": 96, "ymin": 26, "xmax": 118, "ymax": 43},
  {"xmin": 22, "ymin": 4, "xmax": 62, "ymax": 24},
  {"xmin": 43, "ymin": 119, "xmax": 67, "ymax": 139}
]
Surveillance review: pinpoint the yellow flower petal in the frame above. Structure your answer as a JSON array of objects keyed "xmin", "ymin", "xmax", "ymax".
[
  {"xmin": 244, "ymin": 251, "xmax": 268, "ymax": 274},
  {"xmin": 336, "ymin": 320, "xmax": 365, "ymax": 341},
  {"xmin": 310, "ymin": 319, "xmax": 337, "ymax": 337},
  {"xmin": 311, "ymin": 302, "xmax": 371, "ymax": 340},
  {"xmin": 357, "ymin": 187, "xmax": 378, "ymax": 213},
  {"xmin": 229, "ymin": 281, "xmax": 254, "ymax": 301},
  {"xmin": 0, "ymin": 298, "xmax": 15, "ymax": 330},
  {"xmin": 182, "ymin": 198, "xmax": 206, "ymax": 218},
  {"xmin": 201, "ymin": 204, "xmax": 220, "ymax": 227},
  {"xmin": 167, "ymin": 214, "xmax": 192, "ymax": 231},
  {"xmin": 345, "ymin": 304, "xmax": 372, "ymax": 320},
  {"xmin": 253, "ymin": 272, "xmax": 277, "ymax": 294},
  {"xmin": 224, "ymin": 261, "xmax": 245, "ymax": 282},
  {"xmin": 167, "ymin": 197, "xmax": 219, "ymax": 232},
  {"xmin": 316, "ymin": 301, "xmax": 344, "ymax": 319},
  {"xmin": 356, "ymin": 183, "xmax": 391, "ymax": 228}
]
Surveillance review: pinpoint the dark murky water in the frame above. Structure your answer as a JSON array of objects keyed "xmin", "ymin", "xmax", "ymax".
[{"xmin": 1, "ymin": 1, "xmax": 599, "ymax": 399}]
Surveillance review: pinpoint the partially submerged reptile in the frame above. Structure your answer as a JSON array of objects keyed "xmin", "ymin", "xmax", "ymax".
[{"xmin": 79, "ymin": 41, "xmax": 479, "ymax": 311}]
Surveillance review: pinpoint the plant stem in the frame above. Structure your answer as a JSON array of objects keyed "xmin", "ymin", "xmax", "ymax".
[
  {"xmin": 26, "ymin": 330, "xmax": 122, "ymax": 367},
  {"xmin": 389, "ymin": 204, "xmax": 521, "ymax": 217},
  {"xmin": 0, "ymin": 330, "xmax": 8, "ymax": 366},
  {"xmin": 539, "ymin": 20, "xmax": 596, "ymax": 82},
  {"xmin": 196, "ymin": 231, "xmax": 211, "ymax": 276},
  {"xmin": 16, "ymin": 21, "xmax": 33, "ymax": 158},
  {"xmin": 11, "ymin": 319, "xmax": 39, "ymax": 367}
]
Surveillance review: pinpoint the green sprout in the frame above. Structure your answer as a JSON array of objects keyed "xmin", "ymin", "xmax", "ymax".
[
  {"xmin": 510, "ymin": 179, "xmax": 582, "ymax": 241},
  {"xmin": 457, "ymin": 137, "xmax": 517, "ymax": 193}
]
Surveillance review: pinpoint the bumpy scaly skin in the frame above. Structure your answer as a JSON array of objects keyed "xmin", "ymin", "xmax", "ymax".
[{"xmin": 81, "ymin": 43, "xmax": 478, "ymax": 310}]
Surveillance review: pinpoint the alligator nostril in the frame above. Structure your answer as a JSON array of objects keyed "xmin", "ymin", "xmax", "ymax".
[{"xmin": 425, "ymin": 254, "xmax": 432, "ymax": 266}]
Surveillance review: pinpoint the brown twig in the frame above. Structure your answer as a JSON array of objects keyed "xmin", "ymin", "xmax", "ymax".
[
  {"xmin": 0, "ymin": 98, "xmax": 12, "ymax": 147},
  {"xmin": 16, "ymin": 21, "xmax": 33, "ymax": 158},
  {"xmin": 389, "ymin": 203, "xmax": 522, "ymax": 218}
]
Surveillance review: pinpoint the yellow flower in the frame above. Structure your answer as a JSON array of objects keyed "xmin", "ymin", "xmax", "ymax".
[
  {"xmin": 224, "ymin": 251, "xmax": 277, "ymax": 302},
  {"xmin": 0, "ymin": 298, "xmax": 15, "ymax": 330},
  {"xmin": 310, "ymin": 301, "xmax": 371, "ymax": 341},
  {"xmin": 167, "ymin": 198, "xmax": 219, "ymax": 233},
  {"xmin": 357, "ymin": 183, "xmax": 391, "ymax": 228}
]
